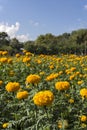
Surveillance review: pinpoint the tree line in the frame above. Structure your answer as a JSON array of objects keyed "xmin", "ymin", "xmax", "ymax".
[{"xmin": 1, "ymin": 28, "xmax": 87, "ymax": 55}]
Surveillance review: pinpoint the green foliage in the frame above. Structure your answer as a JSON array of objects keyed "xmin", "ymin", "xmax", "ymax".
[{"xmin": 1, "ymin": 29, "xmax": 87, "ymax": 55}]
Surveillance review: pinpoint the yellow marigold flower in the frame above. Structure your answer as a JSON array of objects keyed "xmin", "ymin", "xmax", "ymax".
[
  {"xmin": 2, "ymin": 123, "xmax": 9, "ymax": 128},
  {"xmin": 68, "ymin": 98, "xmax": 74, "ymax": 104},
  {"xmin": 80, "ymin": 88, "xmax": 87, "ymax": 98},
  {"xmin": 7, "ymin": 58, "xmax": 13, "ymax": 64},
  {"xmin": 55, "ymin": 81, "xmax": 70, "ymax": 91},
  {"xmin": 15, "ymin": 53, "xmax": 20, "ymax": 58},
  {"xmin": 69, "ymin": 75, "xmax": 75, "ymax": 80},
  {"xmin": 0, "ymin": 57, "xmax": 8, "ymax": 63},
  {"xmin": 23, "ymin": 57, "xmax": 31, "ymax": 63},
  {"xmin": 25, "ymin": 52, "xmax": 32, "ymax": 56},
  {"xmin": 70, "ymin": 67, "xmax": 76, "ymax": 72},
  {"xmin": 58, "ymin": 120, "xmax": 68, "ymax": 129},
  {"xmin": 58, "ymin": 71, "xmax": 63, "ymax": 75},
  {"xmin": 0, "ymin": 80, "xmax": 3, "ymax": 86},
  {"xmin": 76, "ymin": 71, "xmax": 80, "ymax": 75},
  {"xmin": 77, "ymin": 80, "xmax": 83, "ymax": 85},
  {"xmin": 49, "ymin": 65, "xmax": 54, "ymax": 69},
  {"xmin": 16, "ymin": 91, "xmax": 29, "ymax": 99},
  {"xmin": 23, "ymin": 49, "xmax": 27, "ymax": 53},
  {"xmin": 5, "ymin": 82, "xmax": 20, "ymax": 92},
  {"xmin": 46, "ymin": 73, "xmax": 58, "ymax": 81},
  {"xmin": 80, "ymin": 115, "xmax": 87, "ymax": 122},
  {"xmin": 33, "ymin": 90, "xmax": 54, "ymax": 106},
  {"xmin": 26, "ymin": 74, "xmax": 40, "ymax": 84},
  {"xmin": 2, "ymin": 51, "xmax": 8, "ymax": 55},
  {"xmin": 36, "ymin": 59, "xmax": 42, "ymax": 64}
]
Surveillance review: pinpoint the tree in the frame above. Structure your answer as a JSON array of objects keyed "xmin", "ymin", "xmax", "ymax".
[{"xmin": 0, "ymin": 32, "xmax": 10, "ymax": 46}]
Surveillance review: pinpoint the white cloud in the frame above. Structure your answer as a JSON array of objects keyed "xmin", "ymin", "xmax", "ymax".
[
  {"xmin": 29, "ymin": 20, "xmax": 39, "ymax": 27},
  {"xmin": 0, "ymin": 22, "xmax": 30, "ymax": 42},
  {"xmin": 0, "ymin": 22, "xmax": 20, "ymax": 37},
  {"xmin": 84, "ymin": 4, "xmax": 87, "ymax": 9},
  {"xmin": 16, "ymin": 34, "xmax": 30, "ymax": 42}
]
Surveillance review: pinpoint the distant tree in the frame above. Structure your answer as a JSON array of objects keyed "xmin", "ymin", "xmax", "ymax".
[
  {"xmin": 10, "ymin": 38, "xmax": 23, "ymax": 54},
  {"xmin": 0, "ymin": 32, "xmax": 10, "ymax": 46}
]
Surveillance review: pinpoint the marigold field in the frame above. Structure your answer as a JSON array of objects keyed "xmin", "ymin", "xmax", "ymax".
[{"xmin": 1, "ymin": 50, "xmax": 87, "ymax": 130}]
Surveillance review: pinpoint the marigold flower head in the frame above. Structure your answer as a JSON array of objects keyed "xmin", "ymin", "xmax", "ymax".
[
  {"xmin": 36, "ymin": 59, "xmax": 42, "ymax": 64},
  {"xmin": 33, "ymin": 90, "xmax": 54, "ymax": 106},
  {"xmin": 23, "ymin": 49, "xmax": 27, "ymax": 53},
  {"xmin": 2, "ymin": 51, "xmax": 8, "ymax": 55},
  {"xmin": 5, "ymin": 82, "xmax": 20, "ymax": 92},
  {"xmin": 77, "ymin": 80, "xmax": 83, "ymax": 85},
  {"xmin": 16, "ymin": 91, "xmax": 29, "ymax": 99},
  {"xmin": 25, "ymin": 52, "xmax": 32, "ymax": 56},
  {"xmin": 55, "ymin": 81, "xmax": 70, "ymax": 91},
  {"xmin": 0, "ymin": 57, "xmax": 8, "ymax": 63},
  {"xmin": 69, "ymin": 75, "xmax": 75, "ymax": 80},
  {"xmin": 7, "ymin": 58, "xmax": 13, "ymax": 64},
  {"xmin": 80, "ymin": 115, "xmax": 87, "ymax": 122},
  {"xmin": 0, "ymin": 80, "xmax": 3, "ymax": 86},
  {"xmin": 46, "ymin": 73, "xmax": 58, "ymax": 81},
  {"xmin": 26, "ymin": 74, "xmax": 40, "ymax": 84},
  {"xmin": 23, "ymin": 57, "xmax": 31, "ymax": 63},
  {"xmin": 15, "ymin": 53, "xmax": 20, "ymax": 58},
  {"xmin": 80, "ymin": 88, "xmax": 87, "ymax": 98},
  {"xmin": 2, "ymin": 123, "xmax": 9, "ymax": 128},
  {"xmin": 70, "ymin": 67, "xmax": 76, "ymax": 72},
  {"xmin": 49, "ymin": 65, "xmax": 54, "ymax": 69}
]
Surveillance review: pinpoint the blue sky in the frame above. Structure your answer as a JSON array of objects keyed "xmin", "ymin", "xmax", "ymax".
[{"xmin": 0, "ymin": 0, "xmax": 87, "ymax": 41}]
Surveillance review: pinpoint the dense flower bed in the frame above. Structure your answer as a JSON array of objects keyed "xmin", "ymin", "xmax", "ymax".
[{"xmin": 0, "ymin": 51, "xmax": 87, "ymax": 129}]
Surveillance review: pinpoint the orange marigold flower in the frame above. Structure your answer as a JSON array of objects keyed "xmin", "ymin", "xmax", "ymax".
[
  {"xmin": 5, "ymin": 82, "xmax": 20, "ymax": 92},
  {"xmin": 55, "ymin": 81, "xmax": 70, "ymax": 91},
  {"xmin": 26, "ymin": 74, "xmax": 40, "ymax": 84},
  {"xmin": 16, "ymin": 91, "xmax": 29, "ymax": 99},
  {"xmin": 33, "ymin": 90, "xmax": 54, "ymax": 106}
]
